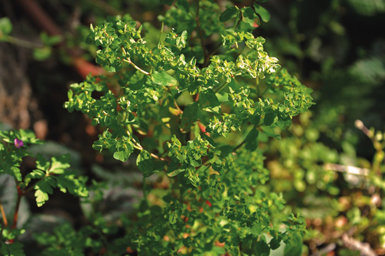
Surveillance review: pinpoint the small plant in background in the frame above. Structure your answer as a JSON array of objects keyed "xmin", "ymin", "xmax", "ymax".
[
  {"xmin": 0, "ymin": 129, "xmax": 88, "ymax": 255},
  {"xmin": 0, "ymin": 17, "xmax": 62, "ymax": 61},
  {"xmin": 265, "ymin": 114, "xmax": 385, "ymax": 255}
]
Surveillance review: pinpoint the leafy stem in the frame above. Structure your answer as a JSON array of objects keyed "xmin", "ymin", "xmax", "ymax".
[
  {"xmin": 12, "ymin": 184, "xmax": 23, "ymax": 229},
  {"xmin": 132, "ymin": 137, "xmax": 166, "ymax": 161},
  {"xmin": 1, "ymin": 35, "xmax": 43, "ymax": 49},
  {"xmin": 123, "ymin": 57, "xmax": 150, "ymax": 76}
]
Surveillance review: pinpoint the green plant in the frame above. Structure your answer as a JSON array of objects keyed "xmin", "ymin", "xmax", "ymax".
[
  {"xmin": 0, "ymin": 17, "xmax": 62, "ymax": 61},
  {"xmin": 0, "ymin": 129, "xmax": 88, "ymax": 255},
  {"xmin": 64, "ymin": 0, "xmax": 313, "ymax": 254}
]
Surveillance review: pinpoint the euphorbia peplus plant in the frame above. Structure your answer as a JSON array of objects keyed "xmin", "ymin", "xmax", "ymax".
[
  {"xmin": 0, "ymin": 129, "xmax": 88, "ymax": 255},
  {"xmin": 65, "ymin": 0, "xmax": 312, "ymax": 254}
]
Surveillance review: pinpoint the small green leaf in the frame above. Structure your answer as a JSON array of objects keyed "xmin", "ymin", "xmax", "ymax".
[
  {"xmin": 169, "ymin": 210, "xmax": 178, "ymax": 224},
  {"xmin": 270, "ymin": 237, "xmax": 281, "ymax": 250},
  {"xmin": 152, "ymin": 71, "xmax": 178, "ymax": 87},
  {"xmin": 200, "ymin": 90, "xmax": 220, "ymax": 107},
  {"xmin": 245, "ymin": 128, "xmax": 259, "ymax": 151},
  {"xmin": 137, "ymin": 150, "xmax": 165, "ymax": 177},
  {"xmin": 48, "ymin": 155, "xmax": 71, "ymax": 175},
  {"xmin": 168, "ymin": 168, "xmax": 185, "ymax": 177},
  {"xmin": 0, "ymin": 17, "xmax": 12, "ymax": 38},
  {"xmin": 254, "ymin": 240, "xmax": 270, "ymax": 256},
  {"xmin": 40, "ymin": 32, "xmax": 62, "ymax": 45},
  {"xmin": 113, "ymin": 151, "xmax": 129, "ymax": 162},
  {"xmin": 35, "ymin": 189, "xmax": 49, "ymax": 207},
  {"xmin": 284, "ymin": 233, "xmax": 302, "ymax": 256},
  {"xmin": 253, "ymin": 4, "xmax": 271, "ymax": 23},
  {"xmin": 242, "ymin": 7, "xmax": 257, "ymax": 27},
  {"xmin": 264, "ymin": 110, "xmax": 276, "ymax": 126},
  {"xmin": 24, "ymin": 169, "xmax": 45, "ymax": 185},
  {"xmin": 33, "ymin": 47, "xmax": 52, "ymax": 61},
  {"xmin": 176, "ymin": 30, "xmax": 188, "ymax": 49},
  {"xmin": 34, "ymin": 177, "xmax": 56, "ymax": 207},
  {"xmin": 220, "ymin": 7, "xmax": 238, "ymax": 22}
]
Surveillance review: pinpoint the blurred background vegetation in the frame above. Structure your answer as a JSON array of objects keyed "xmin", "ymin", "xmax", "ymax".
[{"xmin": 1, "ymin": 0, "xmax": 385, "ymax": 255}]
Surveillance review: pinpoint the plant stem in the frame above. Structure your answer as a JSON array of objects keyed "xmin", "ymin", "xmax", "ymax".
[
  {"xmin": 2, "ymin": 35, "xmax": 43, "ymax": 49},
  {"xmin": 0, "ymin": 201, "xmax": 8, "ymax": 227},
  {"xmin": 132, "ymin": 137, "xmax": 166, "ymax": 161},
  {"xmin": 11, "ymin": 185, "xmax": 23, "ymax": 229},
  {"xmin": 214, "ymin": 82, "xmax": 228, "ymax": 93},
  {"xmin": 123, "ymin": 58, "xmax": 150, "ymax": 75}
]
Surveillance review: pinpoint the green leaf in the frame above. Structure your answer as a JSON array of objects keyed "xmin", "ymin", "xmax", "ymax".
[
  {"xmin": 200, "ymin": 90, "xmax": 220, "ymax": 107},
  {"xmin": 169, "ymin": 210, "xmax": 178, "ymax": 224},
  {"xmin": 34, "ymin": 177, "xmax": 56, "ymax": 207},
  {"xmin": 24, "ymin": 169, "xmax": 45, "ymax": 186},
  {"xmin": 168, "ymin": 168, "xmax": 185, "ymax": 177},
  {"xmin": 56, "ymin": 173, "xmax": 88, "ymax": 197},
  {"xmin": 242, "ymin": 7, "xmax": 258, "ymax": 27},
  {"xmin": 264, "ymin": 110, "xmax": 276, "ymax": 126},
  {"xmin": 137, "ymin": 150, "xmax": 165, "ymax": 177},
  {"xmin": 48, "ymin": 155, "xmax": 71, "ymax": 175},
  {"xmin": 254, "ymin": 240, "xmax": 270, "ymax": 256},
  {"xmin": 220, "ymin": 7, "xmax": 238, "ymax": 22},
  {"xmin": 181, "ymin": 103, "xmax": 198, "ymax": 129},
  {"xmin": 176, "ymin": 30, "xmax": 188, "ymax": 49},
  {"xmin": 152, "ymin": 71, "xmax": 178, "ymax": 87},
  {"xmin": 0, "ymin": 17, "xmax": 12, "ymax": 38},
  {"xmin": 113, "ymin": 151, "xmax": 129, "ymax": 162},
  {"xmin": 35, "ymin": 189, "xmax": 49, "ymax": 207},
  {"xmin": 253, "ymin": 4, "xmax": 271, "ymax": 23},
  {"xmin": 245, "ymin": 128, "xmax": 259, "ymax": 151},
  {"xmin": 270, "ymin": 237, "xmax": 281, "ymax": 250},
  {"xmin": 284, "ymin": 233, "xmax": 302, "ymax": 256},
  {"xmin": 33, "ymin": 47, "xmax": 52, "ymax": 61},
  {"xmin": 40, "ymin": 32, "xmax": 62, "ymax": 45}
]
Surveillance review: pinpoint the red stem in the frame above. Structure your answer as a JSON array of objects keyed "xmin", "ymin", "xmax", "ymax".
[
  {"xmin": 11, "ymin": 186, "xmax": 23, "ymax": 229},
  {"xmin": 0, "ymin": 202, "xmax": 8, "ymax": 227},
  {"xmin": 16, "ymin": 0, "xmax": 105, "ymax": 78}
]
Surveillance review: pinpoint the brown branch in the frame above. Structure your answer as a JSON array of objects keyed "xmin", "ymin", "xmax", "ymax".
[
  {"xmin": 323, "ymin": 163, "xmax": 369, "ymax": 176},
  {"xmin": 342, "ymin": 234, "xmax": 376, "ymax": 256},
  {"xmin": 16, "ymin": 0, "xmax": 106, "ymax": 79},
  {"xmin": 11, "ymin": 185, "xmax": 23, "ymax": 229}
]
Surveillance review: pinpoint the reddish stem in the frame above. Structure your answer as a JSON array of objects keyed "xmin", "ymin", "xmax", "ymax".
[
  {"xmin": 0, "ymin": 202, "xmax": 8, "ymax": 227},
  {"xmin": 11, "ymin": 186, "xmax": 23, "ymax": 229},
  {"xmin": 16, "ymin": 0, "xmax": 105, "ymax": 78}
]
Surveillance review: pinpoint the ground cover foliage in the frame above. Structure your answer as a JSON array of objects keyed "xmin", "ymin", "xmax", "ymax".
[{"xmin": 0, "ymin": 0, "xmax": 385, "ymax": 255}]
